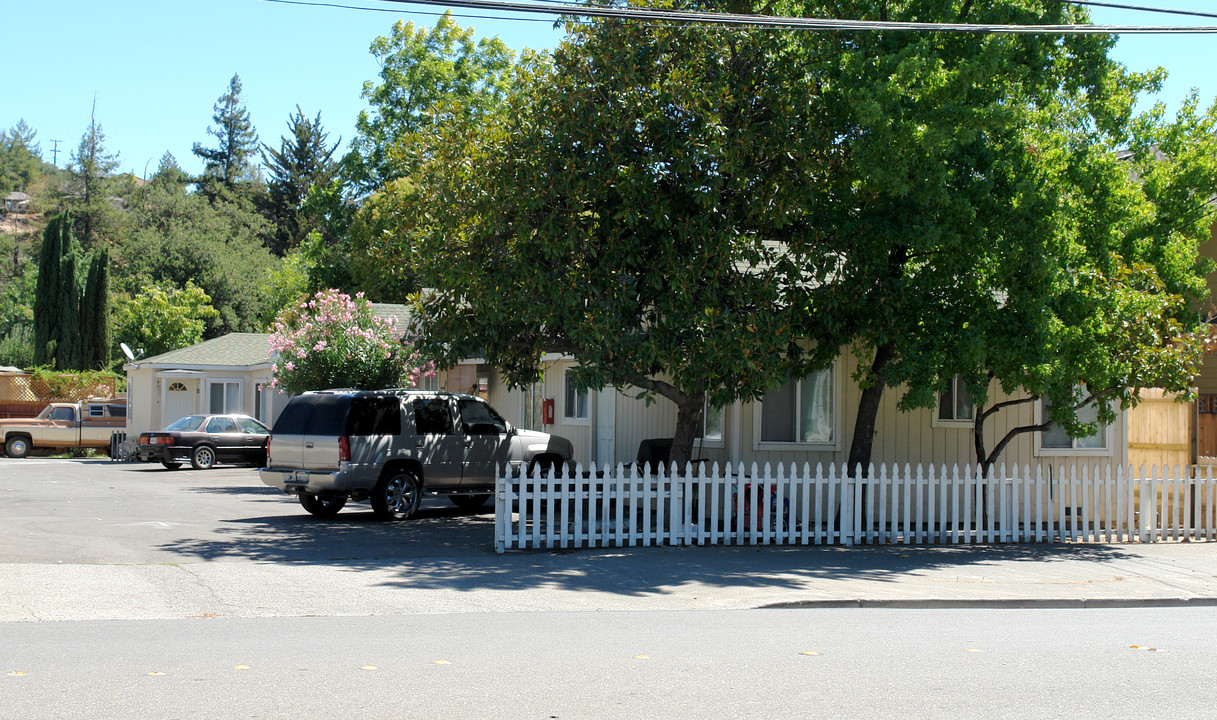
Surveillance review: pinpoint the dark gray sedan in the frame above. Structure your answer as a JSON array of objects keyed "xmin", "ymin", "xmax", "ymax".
[{"xmin": 137, "ymin": 414, "xmax": 270, "ymax": 470}]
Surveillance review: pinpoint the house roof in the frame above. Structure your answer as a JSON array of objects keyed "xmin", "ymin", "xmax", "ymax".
[
  {"xmin": 132, "ymin": 304, "xmax": 413, "ymax": 370},
  {"xmin": 139, "ymin": 332, "xmax": 273, "ymax": 368},
  {"xmin": 4, "ymin": 191, "xmax": 29, "ymax": 202},
  {"xmin": 372, "ymin": 303, "xmax": 412, "ymax": 332}
]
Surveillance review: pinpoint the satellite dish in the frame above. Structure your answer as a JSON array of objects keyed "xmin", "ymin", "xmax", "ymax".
[{"xmin": 120, "ymin": 342, "xmax": 136, "ymax": 362}]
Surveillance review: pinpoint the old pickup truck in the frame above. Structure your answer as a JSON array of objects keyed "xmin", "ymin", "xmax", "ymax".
[{"xmin": 0, "ymin": 398, "xmax": 127, "ymax": 458}]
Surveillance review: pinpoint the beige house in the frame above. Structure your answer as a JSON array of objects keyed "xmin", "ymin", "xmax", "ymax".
[
  {"xmin": 479, "ymin": 351, "xmax": 1187, "ymax": 477},
  {"xmin": 122, "ymin": 304, "xmax": 420, "ymax": 436},
  {"xmin": 123, "ymin": 333, "xmax": 283, "ymax": 436}
]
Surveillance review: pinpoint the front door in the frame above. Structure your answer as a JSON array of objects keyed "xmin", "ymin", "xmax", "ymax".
[{"xmin": 163, "ymin": 379, "xmax": 197, "ymax": 428}]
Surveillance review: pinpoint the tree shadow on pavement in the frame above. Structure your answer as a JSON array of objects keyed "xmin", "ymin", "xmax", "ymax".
[{"xmin": 155, "ymin": 500, "xmax": 1140, "ymax": 598}]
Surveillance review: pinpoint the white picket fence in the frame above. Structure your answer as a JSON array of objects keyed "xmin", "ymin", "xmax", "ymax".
[{"xmin": 494, "ymin": 462, "xmax": 1217, "ymax": 553}]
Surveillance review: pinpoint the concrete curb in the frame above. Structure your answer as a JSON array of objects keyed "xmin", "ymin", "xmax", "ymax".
[{"xmin": 760, "ymin": 597, "xmax": 1217, "ymax": 610}]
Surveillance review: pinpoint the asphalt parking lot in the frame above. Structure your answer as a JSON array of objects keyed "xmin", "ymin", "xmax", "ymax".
[{"xmin": 0, "ymin": 457, "xmax": 494, "ymax": 567}]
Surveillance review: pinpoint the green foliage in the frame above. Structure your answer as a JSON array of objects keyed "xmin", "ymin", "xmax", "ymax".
[
  {"xmin": 258, "ymin": 240, "xmax": 315, "ymax": 329},
  {"xmin": 261, "ymin": 107, "xmax": 340, "ymax": 255},
  {"xmin": 412, "ymin": 16, "xmax": 839, "ymax": 463},
  {"xmin": 0, "ymin": 326, "xmax": 33, "ymax": 368},
  {"xmin": 348, "ymin": 11, "xmax": 516, "ymax": 192},
  {"xmin": 80, "ymin": 248, "xmax": 111, "ymax": 370},
  {"xmin": 112, "ymin": 282, "xmax": 219, "ymax": 359},
  {"xmin": 65, "ymin": 107, "xmax": 124, "ymax": 248},
  {"xmin": 33, "ymin": 215, "xmax": 85, "ymax": 368},
  {"xmin": 26, "ymin": 367, "xmax": 124, "ymax": 401},
  {"xmin": 114, "ymin": 177, "xmax": 278, "ymax": 335},
  {"xmin": 269, "ymin": 288, "xmax": 424, "ymax": 395},
  {"xmin": 0, "ymin": 256, "xmax": 35, "ymax": 338},
  {"xmin": 193, "ymin": 74, "xmax": 260, "ymax": 192},
  {"xmin": 0, "ymin": 119, "xmax": 45, "ymax": 195}
]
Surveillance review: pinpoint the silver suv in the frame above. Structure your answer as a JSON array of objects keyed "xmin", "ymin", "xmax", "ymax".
[{"xmin": 259, "ymin": 389, "xmax": 574, "ymax": 519}]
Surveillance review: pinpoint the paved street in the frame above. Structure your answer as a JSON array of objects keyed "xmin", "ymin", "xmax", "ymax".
[{"xmin": 3, "ymin": 458, "xmax": 1217, "ymax": 718}]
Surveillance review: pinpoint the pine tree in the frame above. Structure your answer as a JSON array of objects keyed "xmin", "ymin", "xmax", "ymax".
[
  {"xmin": 67, "ymin": 105, "xmax": 121, "ymax": 248},
  {"xmin": 192, "ymin": 74, "xmax": 260, "ymax": 192},
  {"xmin": 261, "ymin": 106, "xmax": 340, "ymax": 254}
]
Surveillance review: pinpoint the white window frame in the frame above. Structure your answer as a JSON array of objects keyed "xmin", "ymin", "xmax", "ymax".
[
  {"xmin": 1034, "ymin": 394, "xmax": 1112, "ymax": 457},
  {"xmin": 563, "ymin": 369, "xmax": 590, "ymax": 426},
  {"xmin": 754, "ymin": 362, "xmax": 841, "ymax": 452},
  {"xmin": 933, "ymin": 376, "xmax": 975, "ymax": 428},
  {"xmin": 697, "ymin": 403, "xmax": 726, "ymax": 449},
  {"xmin": 206, "ymin": 378, "xmax": 244, "ymax": 415}
]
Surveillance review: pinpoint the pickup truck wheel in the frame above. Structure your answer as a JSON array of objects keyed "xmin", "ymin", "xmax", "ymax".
[
  {"xmin": 300, "ymin": 493, "xmax": 347, "ymax": 518},
  {"xmin": 5, "ymin": 436, "xmax": 30, "ymax": 459},
  {"xmin": 190, "ymin": 445, "xmax": 217, "ymax": 470},
  {"xmin": 450, "ymin": 494, "xmax": 490, "ymax": 510},
  {"xmin": 161, "ymin": 461, "xmax": 182, "ymax": 470},
  {"xmin": 371, "ymin": 470, "xmax": 422, "ymax": 520}
]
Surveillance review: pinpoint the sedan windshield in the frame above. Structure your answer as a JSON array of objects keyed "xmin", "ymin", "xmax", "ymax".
[{"xmin": 164, "ymin": 416, "xmax": 206, "ymax": 431}]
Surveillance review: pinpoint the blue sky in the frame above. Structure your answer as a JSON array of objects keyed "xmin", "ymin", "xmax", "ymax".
[{"xmin": 2, "ymin": 0, "xmax": 1213, "ymax": 178}]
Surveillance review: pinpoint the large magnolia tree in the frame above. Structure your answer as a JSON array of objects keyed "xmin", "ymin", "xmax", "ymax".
[{"xmin": 406, "ymin": 1, "xmax": 1217, "ymax": 469}]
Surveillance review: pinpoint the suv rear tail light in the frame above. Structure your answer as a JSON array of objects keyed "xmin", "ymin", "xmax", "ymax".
[{"xmin": 339, "ymin": 435, "xmax": 351, "ymax": 462}]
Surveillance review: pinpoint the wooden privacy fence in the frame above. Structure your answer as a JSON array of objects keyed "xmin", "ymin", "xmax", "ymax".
[{"xmin": 494, "ymin": 462, "xmax": 1217, "ymax": 553}]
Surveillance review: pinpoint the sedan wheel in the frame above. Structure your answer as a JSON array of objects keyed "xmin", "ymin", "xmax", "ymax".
[
  {"xmin": 371, "ymin": 470, "xmax": 422, "ymax": 520},
  {"xmin": 191, "ymin": 445, "xmax": 217, "ymax": 470}
]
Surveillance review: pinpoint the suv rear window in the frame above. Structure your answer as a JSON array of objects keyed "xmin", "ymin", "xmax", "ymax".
[
  {"xmin": 347, "ymin": 397, "xmax": 402, "ymax": 436},
  {"xmin": 272, "ymin": 394, "xmax": 352, "ymax": 435}
]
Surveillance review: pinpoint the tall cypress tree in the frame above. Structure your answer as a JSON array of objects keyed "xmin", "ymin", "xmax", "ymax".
[
  {"xmin": 32, "ymin": 213, "xmax": 90, "ymax": 369},
  {"xmin": 56, "ymin": 237, "xmax": 82, "ymax": 370},
  {"xmin": 80, "ymin": 248, "xmax": 111, "ymax": 370},
  {"xmin": 33, "ymin": 215, "xmax": 66, "ymax": 366}
]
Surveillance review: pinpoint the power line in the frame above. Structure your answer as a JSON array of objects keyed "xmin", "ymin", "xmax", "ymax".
[
  {"xmin": 361, "ymin": 0, "xmax": 1217, "ymax": 34},
  {"xmin": 263, "ymin": 0, "xmax": 1217, "ymax": 33},
  {"xmin": 1048, "ymin": 0, "xmax": 1217, "ymax": 21}
]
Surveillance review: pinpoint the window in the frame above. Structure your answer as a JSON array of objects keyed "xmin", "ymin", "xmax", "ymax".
[
  {"xmin": 348, "ymin": 397, "xmax": 402, "ymax": 436},
  {"xmin": 236, "ymin": 417, "xmax": 269, "ymax": 435},
  {"xmin": 760, "ymin": 367, "xmax": 835, "ymax": 445},
  {"xmin": 698, "ymin": 404, "xmax": 724, "ymax": 444},
  {"xmin": 414, "ymin": 398, "xmax": 454, "ymax": 435},
  {"xmin": 206, "ymin": 416, "xmax": 239, "ymax": 434},
  {"xmin": 167, "ymin": 382, "xmax": 188, "ymax": 392},
  {"xmin": 49, "ymin": 406, "xmax": 76, "ymax": 423},
  {"xmin": 937, "ymin": 377, "xmax": 974, "ymax": 423},
  {"xmin": 458, "ymin": 398, "xmax": 508, "ymax": 435},
  {"xmin": 564, "ymin": 370, "xmax": 588, "ymax": 420},
  {"xmin": 209, "ymin": 381, "xmax": 241, "ymax": 414},
  {"xmin": 1040, "ymin": 396, "xmax": 1107, "ymax": 451}
]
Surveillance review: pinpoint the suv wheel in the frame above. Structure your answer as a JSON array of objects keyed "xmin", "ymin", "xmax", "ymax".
[
  {"xmin": 300, "ymin": 493, "xmax": 347, "ymax": 518},
  {"xmin": 372, "ymin": 469, "xmax": 422, "ymax": 520}
]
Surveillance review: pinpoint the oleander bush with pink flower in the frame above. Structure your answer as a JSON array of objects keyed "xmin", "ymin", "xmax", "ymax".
[{"xmin": 268, "ymin": 289, "xmax": 428, "ymax": 396}]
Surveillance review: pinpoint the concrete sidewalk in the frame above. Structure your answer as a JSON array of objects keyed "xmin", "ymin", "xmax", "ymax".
[{"xmin": 3, "ymin": 541, "xmax": 1216, "ymax": 622}]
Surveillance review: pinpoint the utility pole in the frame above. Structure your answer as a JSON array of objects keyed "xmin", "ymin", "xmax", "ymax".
[{"xmin": 49, "ymin": 139, "xmax": 62, "ymax": 167}]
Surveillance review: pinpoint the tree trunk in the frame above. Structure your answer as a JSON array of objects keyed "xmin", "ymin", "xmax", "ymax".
[
  {"xmin": 670, "ymin": 393, "xmax": 706, "ymax": 471},
  {"xmin": 846, "ymin": 342, "xmax": 896, "ymax": 478}
]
